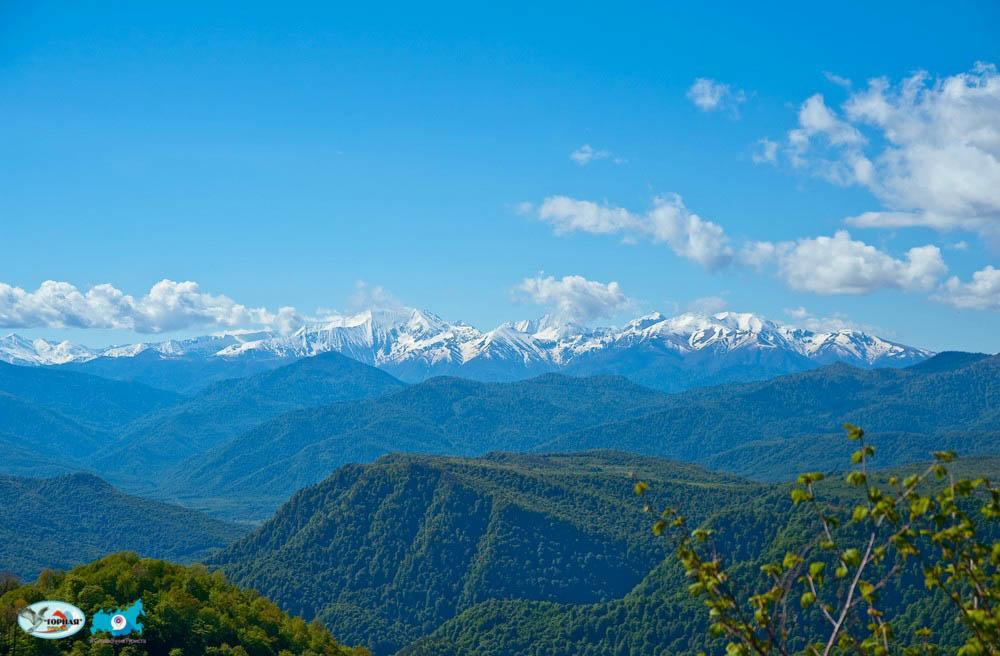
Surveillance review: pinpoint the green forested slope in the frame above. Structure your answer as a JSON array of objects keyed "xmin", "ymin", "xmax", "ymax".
[
  {"xmin": 0, "ymin": 392, "xmax": 106, "ymax": 476},
  {"xmin": 0, "ymin": 552, "xmax": 368, "ymax": 655},
  {"xmin": 211, "ymin": 452, "xmax": 759, "ymax": 656},
  {"xmin": 0, "ymin": 361, "xmax": 182, "ymax": 433},
  {"xmin": 401, "ymin": 458, "xmax": 1000, "ymax": 656},
  {"xmin": 0, "ymin": 472, "xmax": 245, "ymax": 579},
  {"xmin": 166, "ymin": 354, "xmax": 997, "ymax": 517},
  {"xmin": 170, "ymin": 375, "xmax": 670, "ymax": 510},
  {"xmin": 540, "ymin": 354, "xmax": 999, "ymax": 466},
  {"xmin": 90, "ymin": 351, "xmax": 406, "ymax": 477}
]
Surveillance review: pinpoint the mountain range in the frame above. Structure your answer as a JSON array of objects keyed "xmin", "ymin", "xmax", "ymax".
[
  {"xmin": 1, "ymin": 308, "xmax": 933, "ymax": 392},
  {"xmin": 155, "ymin": 351, "xmax": 997, "ymax": 519}
]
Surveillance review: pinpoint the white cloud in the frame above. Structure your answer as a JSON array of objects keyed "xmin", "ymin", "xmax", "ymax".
[
  {"xmin": 752, "ymin": 138, "xmax": 778, "ymax": 164},
  {"xmin": 933, "ymin": 265, "xmax": 1000, "ymax": 310},
  {"xmin": 747, "ymin": 230, "xmax": 947, "ymax": 295},
  {"xmin": 687, "ymin": 295, "xmax": 728, "ymax": 314},
  {"xmin": 687, "ymin": 78, "xmax": 747, "ymax": 114},
  {"xmin": 823, "ymin": 72, "xmax": 853, "ymax": 89},
  {"xmin": 738, "ymin": 241, "xmax": 778, "ymax": 270},
  {"xmin": 786, "ymin": 94, "xmax": 870, "ymax": 182},
  {"xmin": 0, "ymin": 279, "xmax": 287, "ymax": 333},
  {"xmin": 537, "ymin": 196, "xmax": 640, "ymax": 235},
  {"xmin": 347, "ymin": 281, "xmax": 403, "ymax": 312},
  {"xmin": 782, "ymin": 306, "xmax": 874, "ymax": 333},
  {"xmin": 514, "ymin": 274, "xmax": 632, "ymax": 323},
  {"xmin": 535, "ymin": 195, "xmax": 733, "ymax": 271},
  {"xmin": 780, "ymin": 63, "xmax": 1000, "ymax": 241},
  {"xmin": 569, "ymin": 144, "xmax": 625, "ymax": 166}
]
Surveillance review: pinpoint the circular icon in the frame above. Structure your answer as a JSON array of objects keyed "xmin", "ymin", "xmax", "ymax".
[{"xmin": 110, "ymin": 614, "xmax": 128, "ymax": 631}]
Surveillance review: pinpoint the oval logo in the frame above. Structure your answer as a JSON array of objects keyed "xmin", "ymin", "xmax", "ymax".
[{"xmin": 17, "ymin": 601, "xmax": 86, "ymax": 639}]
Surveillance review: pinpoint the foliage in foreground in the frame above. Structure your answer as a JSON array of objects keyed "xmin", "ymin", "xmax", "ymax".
[
  {"xmin": 0, "ymin": 552, "xmax": 368, "ymax": 656},
  {"xmin": 637, "ymin": 424, "xmax": 1000, "ymax": 655}
]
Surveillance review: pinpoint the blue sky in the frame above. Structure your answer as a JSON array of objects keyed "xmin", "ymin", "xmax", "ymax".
[{"xmin": 1, "ymin": 1, "xmax": 999, "ymax": 351}]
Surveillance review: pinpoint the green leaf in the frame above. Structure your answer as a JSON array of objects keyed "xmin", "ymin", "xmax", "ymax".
[
  {"xmin": 841, "ymin": 548, "xmax": 861, "ymax": 568},
  {"xmin": 790, "ymin": 488, "xmax": 812, "ymax": 504},
  {"xmin": 932, "ymin": 450, "xmax": 956, "ymax": 463},
  {"xmin": 843, "ymin": 423, "xmax": 864, "ymax": 441}
]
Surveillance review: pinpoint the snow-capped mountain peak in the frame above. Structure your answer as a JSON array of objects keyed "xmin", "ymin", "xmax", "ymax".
[
  {"xmin": 0, "ymin": 333, "xmax": 97, "ymax": 365},
  {"xmin": 0, "ymin": 308, "xmax": 934, "ymax": 385}
]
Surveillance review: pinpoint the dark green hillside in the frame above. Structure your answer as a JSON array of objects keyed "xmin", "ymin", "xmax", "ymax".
[
  {"xmin": 541, "ymin": 353, "xmax": 1000, "ymax": 467},
  {"xmin": 168, "ymin": 353, "xmax": 997, "ymax": 516},
  {"xmin": 402, "ymin": 458, "xmax": 1000, "ymax": 656},
  {"xmin": 0, "ymin": 552, "xmax": 368, "ymax": 655},
  {"xmin": 0, "ymin": 473, "xmax": 245, "ymax": 579},
  {"xmin": 91, "ymin": 351, "xmax": 406, "ymax": 477},
  {"xmin": 701, "ymin": 429, "xmax": 1000, "ymax": 481},
  {"xmin": 905, "ymin": 349, "xmax": 990, "ymax": 373},
  {"xmin": 171, "ymin": 375, "xmax": 672, "ymax": 513},
  {"xmin": 0, "ymin": 361, "xmax": 182, "ymax": 433},
  {"xmin": 211, "ymin": 451, "xmax": 759, "ymax": 656},
  {"xmin": 0, "ymin": 392, "xmax": 109, "ymax": 462}
]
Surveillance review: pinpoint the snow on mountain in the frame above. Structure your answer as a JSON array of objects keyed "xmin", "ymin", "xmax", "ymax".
[
  {"xmin": 0, "ymin": 309, "xmax": 934, "ymax": 385},
  {"xmin": 0, "ymin": 334, "xmax": 97, "ymax": 365}
]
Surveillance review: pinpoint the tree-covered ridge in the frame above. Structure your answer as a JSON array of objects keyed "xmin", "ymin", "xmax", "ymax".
[
  {"xmin": 0, "ymin": 362, "xmax": 184, "ymax": 478},
  {"xmin": 0, "ymin": 552, "xmax": 368, "ymax": 655},
  {"xmin": 541, "ymin": 353, "xmax": 999, "ymax": 468},
  {"xmin": 211, "ymin": 451, "xmax": 760, "ymax": 656},
  {"xmin": 0, "ymin": 472, "xmax": 245, "ymax": 579},
  {"xmin": 88, "ymin": 351, "xmax": 407, "ymax": 480},
  {"xmin": 0, "ymin": 361, "xmax": 182, "ymax": 434},
  {"xmin": 403, "ymin": 456, "xmax": 1000, "ymax": 656},
  {"xmin": 167, "ymin": 374, "xmax": 670, "ymax": 514},
  {"xmin": 166, "ymin": 353, "xmax": 998, "ymax": 519}
]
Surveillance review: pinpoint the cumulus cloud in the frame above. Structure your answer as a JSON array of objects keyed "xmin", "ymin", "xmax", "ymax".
[
  {"xmin": 933, "ymin": 265, "xmax": 1000, "ymax": 310},
  {"xmin": 535, "ymin": 195, "xmax": 734, "ymax": 271},
  {"xmin": 514, "ymin": 274, "xmax": 632, "ymax": 323},
  {"xmin": 745, "ymin": 230, "xmax": 947, "ymax": 295},
  {"xmin": 569, "ymin": 144, "xmax": 625, "ymax": 166},
  {"xmin": 0, "ymin": 279, "xmax": 294, "ymax": 334},
  {"xmin": 778, "ymin": 63, "xmax": 1000, "ymax": 242},
  {"xmin": 687, "ymin": 78, "xmax": 747, "ymax": 114}
]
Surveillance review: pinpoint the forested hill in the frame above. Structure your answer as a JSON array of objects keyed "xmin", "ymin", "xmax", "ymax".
[
  {"xmin": 168, "ymin": 374, "xmax": 670, "ymax": 510},
  {"xmin": 212, "ymin": 451, "xmax": 999, "ymax": 656},
  {"xmin": 542, "ymin": 352, "xmax": 1000, "ymax": 477},
  {"xmin": 0, "ymin": 360, "xmax": 182, "ymax": 432},
  {"xmin": 399, "ymin": 456, "xmax": 1000, "ymax": 656},
  {"xmin": 0, "ymin": 552, "xmax": 368, "ymax": 655},
  {"xmin": 168, "ymin": 352, "xmax": 998, "ymax": 517},
  {"xmin": 0, "ymin": 472, "xmax": 245, "ymax": 579},
  {"xmin": 89, "ymin": 350, "xmax": 407, "ymax": 478},
  {"xmin": 211, "ymin": 451, "xmax": 760, "ymax": 656}
]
